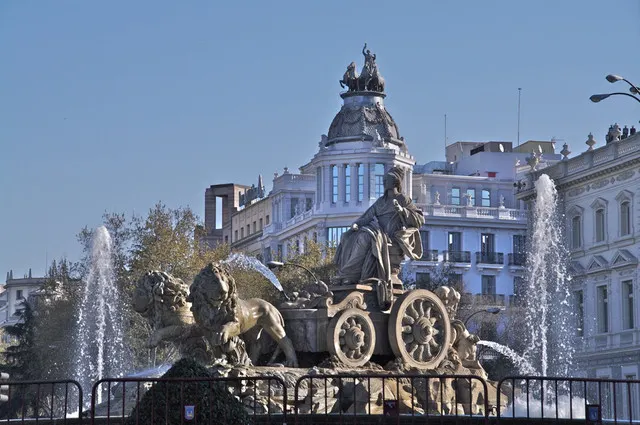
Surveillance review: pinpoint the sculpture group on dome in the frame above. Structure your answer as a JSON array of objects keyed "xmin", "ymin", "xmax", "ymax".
[{"xmin": 339, "ymin": 43, "xmax": 385, "ymax": 93}]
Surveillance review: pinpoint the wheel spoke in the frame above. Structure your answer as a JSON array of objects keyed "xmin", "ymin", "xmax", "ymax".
[
  {"xmin": 402, "ymin": 333, "xmax": 414, "ymax": 345},
  {"xmin": 401, "ymin": 325, "xmax": 412, "ymax": 334},
  {"xmin": 402, "ymin": 316, "xmax": 415, "ymax": 326},
  {"xmin": 413, "ymin": 344, "xmax": 425, "ymax": 361},
  {"xmin": 407, "ymin": 303, "xmax": 418, "ymax": 319},
  {"xmin": 414, "ymin": 300, "xmax": 424, "ymax": 316}
]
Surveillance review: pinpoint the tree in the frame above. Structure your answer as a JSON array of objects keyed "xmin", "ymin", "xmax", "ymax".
[
  {"xmin": 271, "ymin": 241, "xmax": 337, "ymax": 294},
  {"xmin": 129, "ymin": 203, "xmax": 228, "ymax": 284}
]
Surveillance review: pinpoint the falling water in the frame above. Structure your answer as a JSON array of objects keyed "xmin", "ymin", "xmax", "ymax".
[
  {"xmin": 222, "ymin": 252, "xmax": 284, "ymax": 291},
  {"xmin": 522, "ymin": 174, "xmax": 574, "ymax": 377},
  {"xmin": 74, "ymin": 226, "xmax": 126, "ymax": 404},
  {"xmin": 476, "ymin": 340, "xmax": 536, "ymax": 375}
]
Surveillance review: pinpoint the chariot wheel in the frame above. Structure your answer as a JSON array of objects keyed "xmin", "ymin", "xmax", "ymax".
[
  {"xmin": 388, "ymin": 289, "xmax": 451, "ymax": 369},
  {"xmin": 327, "ymin": 308, "xmax": 376, "ymax": 367}
]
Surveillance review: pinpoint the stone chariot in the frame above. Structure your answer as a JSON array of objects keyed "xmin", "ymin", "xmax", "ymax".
[{"xmin": 280, "ymin": 278, "xmax": 451, "ymax": 369}]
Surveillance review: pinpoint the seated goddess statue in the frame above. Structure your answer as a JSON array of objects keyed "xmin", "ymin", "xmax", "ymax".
[{"xmin": 334, "ymin": 166, "xmax": 424, "ymax": 285}]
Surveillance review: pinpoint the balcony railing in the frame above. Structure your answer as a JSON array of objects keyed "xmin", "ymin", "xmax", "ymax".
[
  {"xmin": 508, "ymin": 253, "xmax": 527, "ymax": 266},
  {"xmin": 443, "ymin": 251, "xmax": 471, "ymax": 263},
  {"xmin": 415, "ymin": 203, "xmax": 528, "ymax": 221},
  {"xmin": 475, "ymin": 252, "xmax": 504, "ymax": 265},
  {"xmin": 420, "ymin": 249, "xmax": 439, "ymax": 261}
]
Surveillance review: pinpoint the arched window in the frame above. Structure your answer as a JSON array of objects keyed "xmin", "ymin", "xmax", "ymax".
[
  {"xmin": 595, "ymin": 209, "xmax": 606, "ymax": 242},
  {"xmin": 590, "ymin": 198, "xmax": 608, "ymax": 244},
  {"xmin": 621, "ymin": 201, "xmax": 631, "ymax": 236},
  {"xmin": 571, "ymin": 215, "xmax": 582, "ymax": 249}
]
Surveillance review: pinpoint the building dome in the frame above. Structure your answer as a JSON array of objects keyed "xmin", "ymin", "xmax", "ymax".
[{"xmin": 325, "ymin": 92, "xmax": 405, "ymax": 151}]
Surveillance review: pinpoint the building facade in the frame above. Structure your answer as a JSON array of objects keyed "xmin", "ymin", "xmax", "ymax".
[
  {"xmin": 203, "ymin": 47, "xmax": 557, "ymax": 305},
  {"xmin": 0, "ymin": 269, "xmax": 46, "ymax": 328},
  {"xmin": 516, "ymin": 124, "xmax": 639, "ymax": 380}
]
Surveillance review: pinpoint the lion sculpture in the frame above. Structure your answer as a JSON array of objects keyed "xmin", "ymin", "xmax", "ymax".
[
  {"xmin": 187, "ymin": 263, "xmax": 299, "ymax": 367},
  {"xmin": 133, "ymin": 271, "xmax": 210, "ymax": 363}
]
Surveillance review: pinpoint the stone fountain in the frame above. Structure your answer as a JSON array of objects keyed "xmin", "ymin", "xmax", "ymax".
[{"xmin": 91, "ymin": 166, "xmax": 509, "ymax": 419}]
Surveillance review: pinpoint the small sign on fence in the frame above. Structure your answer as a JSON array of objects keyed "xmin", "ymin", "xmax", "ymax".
[
  {"xmin": 586, "ymin": 404, "xmax": 601, "ymax": 425},
  {"xmin": 184, "ymin": 405, "xmax": 195, "ymax": 421}
]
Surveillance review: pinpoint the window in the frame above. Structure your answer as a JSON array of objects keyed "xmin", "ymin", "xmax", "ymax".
[
  {"xmin": 482, "ymin": 190, "xmax": 491, "ymax": 207},
  {"xmin": 290, "ymin": 198, "xmax": 299, "ymax": 218},
  {"xmin": 264, "ymin": 247, "xmax": 271, "ymax": 263},
  {"xmin": 259, "ymin": 218, "xmax": 263, "ymax": 230},
  {"xmin": 224, "ymin": 235, "xmax": 228, "ymax": 244},
  {"xmin": 595, "ymin": 208, "xmax": 606, "ymax": 242},
  {"xmin": 277, "ymin": 244, "xmax": 283, "ymax": 260},
  {"xmin": 327, "ymin": 226, "xmax": 350, "ymax": 247},
  {"xmin": 316, "ymin": 167, "xmax": 322, "ymax": 204},
  {"xmin": 374, "ymin": 163, "xmax": 385, "ymax": 198},
  {"xmin": 597, "ymin": 286, "xmax": 608, "ymax": 333},
  {"xmin": 306, "ymin": 198, "xmax": 313, "ymax": 211},
  {"xmin": 575, "ymin": 290, "xmax": 584, "ymax": 336},
  {"xmin": 419, "ymin": 230, "xmax": 430, "ymax": 259},
  {"xmin": 331, "ymin": 165, "xmax": 338, "ymax": 203},
  {"xmin": 622, "ymin": 280, "xmax": 634, "ymax": 329},
  {"xmin": 16, "ymin": 289, "xmax": 23, "ymax": 300},
  {"xmin": 621, "ymin": 201, "xmax": 631, "ymax": 236},
  {"xmin": 357, "ymin": 164, "xmax": 364, "ymax": 202},
  {"xmin": 246, "ymin": 225, "xmax": 250, "ymax": 236},
  {"xmin": 344, "ymin": 165, "xmax": 351, "ymax": 202},
  {"xmin": 253, "ymin": 221, "xmax": 256, "ymax": 233},
  {"xmin": 513, "ymin": 235, "xmax": 526, "ymax": 254},
  {"xmin": 571, "ymin": 215, "xmax": 582, "ymax": 249},
  {"xmin": 466, "ymin": 189, "xmax": 475, "ymax": 206},
  {"xmin": 513, "ymin": 276, "xmax": 525, "ymax": 305},
  {"xmin": 481, "ymin": 233, "xmax": 495, "ymax": 254},
  {"xmin": 265, "ymin": 215, "xmax": 270, "ymax": 225},
  {"xmin": 415, "ymin": 273, "xmax": 431, "ymax": 288},
  {"xmin": 451, "ymin": 188, "xmax": 461, "ymax": 205},
  {"xmin": 449, "ymin": 273, "xmax": 463, "ymax": 289},
  {"xmin": 235, "ymin": 230, "xmax": 238, "ymax": 241},
  {"xmin": 313, "ymin": 232, "xmax": 317, "ymax": 243},
  {"xmin": 481, "ymin": 275, "xmax": 496, "ymax": 295},
  {"xmin": 448, "ymin": 232, "xmax": 462, "ymax": 252}
]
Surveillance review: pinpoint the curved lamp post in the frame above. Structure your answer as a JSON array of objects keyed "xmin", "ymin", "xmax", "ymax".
[
  {"xmin": 590, "ymin": 74, "xmax": 640, "ymax": 104},
  {"xmin": 590, "ymin": 92, "xmax": 640, "ymax": 104},
  {"xmin": 464, "ymin": 307, "xmax": 503, "ymax": 327},
  {"xmin": 266, "ymin": 260, "xmax": 321, "ymax": 284}
]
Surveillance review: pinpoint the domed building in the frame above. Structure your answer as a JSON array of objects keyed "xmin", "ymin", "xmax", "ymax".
[
  {"xmin": 204, "ymin": 46, "xmax": 538, "ymax": 316},
  {"xmin": 205, "ymin": 46, "xmax": 416, "ymax": 259}
]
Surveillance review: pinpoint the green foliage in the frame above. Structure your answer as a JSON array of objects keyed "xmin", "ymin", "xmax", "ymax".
[
  {"xmin": 273, "ymin": 241, "xmax": 337, "ymax": 293},
  {"xmin": 126, "ymin": 358, "xmax": 251, "ymax": 425}
]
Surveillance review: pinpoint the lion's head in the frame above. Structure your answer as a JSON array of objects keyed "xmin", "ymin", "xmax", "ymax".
[
  {"xmin": 187, "ymin": 263, "xmax": 238, "ymax": 329},
  {"xmin": 133, "ymin": 271, "xmax": 191, "ymax": 319}
]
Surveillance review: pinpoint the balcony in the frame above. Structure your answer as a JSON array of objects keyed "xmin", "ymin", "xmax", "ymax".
[
  {"xmin": 419, "ymin": 249, "xmax": 439, "ymax": 262},
  {"xmin": 443, "ymin": 251, "xmax": 471, "ymax": 263},
  {"xmin": 415, "ymin": 204, "xmax": 528, "ymax": 222},
  {"xmin": 475, "ymin": 252, "xmax": 504, "ymax": 265},
  {"xmin": 508, "ymin": 253, "xmax": 527, "ymax": 266}
]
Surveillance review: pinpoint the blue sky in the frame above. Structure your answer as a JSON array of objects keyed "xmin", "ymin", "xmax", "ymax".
[{"xmin": 1, "ymin": 1, "xmax": 639, "ymax": 278}]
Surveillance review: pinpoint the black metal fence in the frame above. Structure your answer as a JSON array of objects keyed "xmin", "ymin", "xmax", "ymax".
[
  {"xmin": 0, "ymin": 374, "xmax": 638, "ymax": 424},
  {"xmin": 90, "ymin": 376, "xmax": 287, "ymax": 425},
  {"xmin": 293, "ymin": 373, "xmax": 489, "ymax": 425},
  {"xmin": 0, "ymin": 379, "xmax": 83, "ymax": 423},
  {"xmin": 497, "ymin": 376, "xmax": 640, "ymax": 423}
]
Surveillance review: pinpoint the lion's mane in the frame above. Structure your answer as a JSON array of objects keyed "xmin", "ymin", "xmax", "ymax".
[{"xmin": 188, "ymin": 263, "xmax": 237, "ymax": 330}]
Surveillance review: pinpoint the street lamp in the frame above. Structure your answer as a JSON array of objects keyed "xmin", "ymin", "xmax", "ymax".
[
  {"xmin": 464, "ymin": 307, "xmax": 503, "ymax": 327},
  {"xmin": 590, "ymin": 74, "xmax": 640, "ymax": 105},
  {"xmin": 605, "ymin": 74, "xmax": 640, "ymax": 95},
  {"xmin": 266, "ymin": 260, "xmax": 321, "ymax": 284},
  {"xmin": 590, "ymin": 92, "xmax": 640, "ymax": 104}
]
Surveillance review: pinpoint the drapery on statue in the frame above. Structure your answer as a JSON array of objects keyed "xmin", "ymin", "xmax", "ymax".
[{"xmin": 334, "ymin": 166, "xmax": 424, "ymax": 285}]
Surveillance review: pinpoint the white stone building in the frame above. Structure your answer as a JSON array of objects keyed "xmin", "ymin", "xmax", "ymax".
[
  {"xmin": 516, "ymin": 124, "xmax": 639, "ymax": 380},
  {"xmin": 204, "ymin": 48, "xmax": 560, "ymax": 308},
  {"xmin": 0, "ymin": 269, "xmax": 45, "ymax": 329}
]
